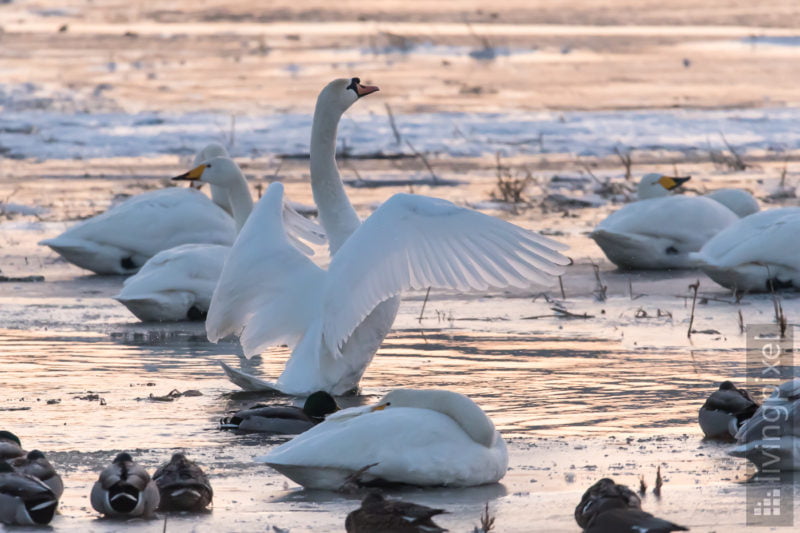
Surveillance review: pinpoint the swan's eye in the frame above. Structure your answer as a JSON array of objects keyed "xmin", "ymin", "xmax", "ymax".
[
  {"xmin": 207, "ymin": 164, "xmax": 212, "ymax": 168},
  {"xmin": 347, "ymin": 77, "xmax": 361, "ymax": 93}
]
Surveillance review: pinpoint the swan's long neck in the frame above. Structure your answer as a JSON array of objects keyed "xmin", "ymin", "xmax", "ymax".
[
  {"xmin": 226, "ymin": 170, "xmax": 255, "ymax": 232},
  {"xmin": 210, "ymin": 185, "xmax": 234, "ymax": 216},
  {"xmin": 310, "ymin": 101, "xmax": 361, "ymax": 255}
]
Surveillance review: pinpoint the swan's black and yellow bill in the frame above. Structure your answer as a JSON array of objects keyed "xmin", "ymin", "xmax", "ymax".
[
  {"xmin": 172, "ymin": 164, "xmax": 207, "ymax": 181},
  {"xmin": 658, "ymin": 175, "xmax": 691, "ymax": 190},
  {"xmin": 348, "ymin": 77, "xmax": 379, "ymax": 98},
  {"xmin": 371, "ymin": 403, "xmax": 388, "ymax": 412}
]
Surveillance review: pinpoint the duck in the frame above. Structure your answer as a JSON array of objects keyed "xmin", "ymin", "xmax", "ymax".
[
  {"xmin": 152, "ymin": 453, "xmax": 213, "ymax": 512},
  {"xmin": 345, "ymin": 492, "xmax": 447, "ymax": 533},
  {"xmin": 10, "ymin": 450, "xmax": 64, "ymax": 499},
  {"xmin": 729, "ymin": 378, "xmax": 800, "ymax": 471},
  {"xmin": 90, "ymin": 452, "xmax": 160, "ymax": 518},
  {"xmin": 114, "ymin": 157, "xmax": 325, "ymax": 322},
  {"xmin": 206, "ymin": 77, "xmax": 570, "ymax": 395},
  {"xmin": 698, "ymin": 381, "xmax": 760, "ymax": 440},
  {"xmin": 0, "ymin": 460, "xmax": 58, "ymax": 526},
  {"xmin": 689, "ymin": 207, "xmax": 800, "ymax": 293},
  {"xmin": 220, "ymin": 390, "xmax": 339, "ymax": 433},
  {"xmin": 575, "ymin": 478, "xmax": 688, "ymax": 532},
  {"xmin": 590, "ymin": 174, "xmax": 740, "ymax": 269},
  {"xmin": 258, "ymin": 389, "xmax": 508, "ymax": 489},
  {"xmin": 39, "ymin": 144, "xmax": 241, "ymax": 275},
  {"xmin": 0, "ymin": 431, "xmax": 25, "ymax": 460}
]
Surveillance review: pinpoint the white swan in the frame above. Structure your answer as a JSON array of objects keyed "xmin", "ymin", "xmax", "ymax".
[
  {"xmin": 114, "ymin": 157, "xmax": 325, "ymax": 322},
  {"xmin": 729, "ymin": 379, "xmax": 800, "ymax": 471},
  {"xmin": 590, "ymin": 174, "xmax": 740, "ymax": 269},
  {"xmin": 705, "ymin": 188, "xmax": 759, "ymax": 218},
  {"xmin": 258, "ymin": 389, "xmax": 508, "ymax": 489},
  {"xmin": 206, "ymin": 78, "xmax": 569, "ymax": 395},
  {"xmin": 39, "ymin": 144, "xmax": 239, "ymax": 275},
  {"xmin": 689, "ymin": 207, "xmax": 800, "ymax": 292}
]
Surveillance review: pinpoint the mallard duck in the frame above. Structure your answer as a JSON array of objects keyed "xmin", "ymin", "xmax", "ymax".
[
  {"xmin": 39, "ymin": 144, "xmax": 241, "ymax": 275},
  {"xmin": 345, "ymin": 492, "xmax": 447, "ymax": 533},
  {"xmin": 698, "ymin": 381, "xmax": 760, "ymax": 440},
  {"xmin": 259, "ymin": 389, "xmax": 508, "ymax": 489},
  {"xmin": 11, "ymin": 450, "xmax": 64, "ymax": 499},
  {"xmin": 0, "ymin": 431, "xmax": 25, "ymax": 460},
  {"xmin": 90, "ymin": 452, "xmax": 160, "ymax": 518},
  {"xmin": 152, "ymin": 453, "xmax": 212, "ymax": 512},
  {"xmin": 220, "ymin": 390, "xmax": 339, "ymax": 433},
  {"xmin": 0, "ymin": 460, "xmax": 58, "ymax": 526},
  {"xmin": 690, "ymin": 207, "xmax": 800, "ymax": 292},
  {"xmin": 206, "ymin": 78, "xmax": 569, "ymax": 395},
  {"xmin": 729, "ymin": 378, "xmax": 800, "ymax": 470},
  {"xmin": 575, "ymin": 478, "xmax": 688, "ymax": 532},
  {"xmin": 590, "ymin": 174, "xmax": 740, "ymax": 269}
]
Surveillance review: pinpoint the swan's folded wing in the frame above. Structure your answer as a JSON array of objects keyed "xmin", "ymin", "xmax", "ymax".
[
  {"xmin": 283, "ymin": 202, "xmax": 327, "ymax": 256},
  {"xmin": 321, "ymin": 193, "xmax": 570, "ymax": 354},
  {"xmin": 206, "ymin": 182, "xmax": 324, "ymax": 357}
]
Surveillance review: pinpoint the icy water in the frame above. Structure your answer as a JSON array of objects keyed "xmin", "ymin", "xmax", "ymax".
[{"xmin": 3, "ymin": 1, "xmax": 800, "ymax": 530}]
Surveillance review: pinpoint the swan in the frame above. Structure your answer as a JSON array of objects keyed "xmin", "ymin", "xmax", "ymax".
[
  {"xmin": 220, "ymin": 391, "xmax": 339, "ymax": 433},
  {"xmin": 575, "ymin": 478, "xmax": 688, "ymax": 532},
  {"xmin": 152, "ymin": 453, "xmax": 213, "ymax": 512},
  {"xmin": 90, "ymin": 452, "xmax": 160, "ymax": 518},
  {"xmin": 590, "ymin": 174, "xmax": 740, "ymax": 269},
  {"xmin": 345, "ymin": 492, "xmax": 447, "ymax": 533},
  {"xmin": 689, "ymin": 207, "xmax": 800, "ymax": 292},
  {"xmin": 729, "ymin": 378, "xmax": 800, "ymax": 471},
  {"xmin": 0, "ymin": 461, "xmax": 58, "ymax": 526},
  {"xmin": 698, "ymin": 381, "xmax": 759, "ymax": 440},
  {"xmin": 258, "ymin": 389, "xmax": 508, "ymax": 489},
  {"xmin": 705, "ymin": 188, "xmax": 759, "ymax": 218},
  {"xmin": 39, "ymin": 144, "xmax": 241, "ymax": 275},
  {"xmin": 206, "ymin": 77, "xmax": 570, "ymax": 396}
]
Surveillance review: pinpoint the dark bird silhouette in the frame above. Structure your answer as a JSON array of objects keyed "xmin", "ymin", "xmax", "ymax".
[
  {"xmin": 575, "ymin": 478, "xmax": 688, "ymax": 532},
  {"xmin": 345, "ymin": 492, "xmax": 447, "ymax": 533},
  {"xmin": 153, "ymin": 453, "xmax": 213, "ymax": 511},
  {"xmin": 699, "ymin": 381, "xmax": 759, "ymax": 439},
  {"xmin": 220, "ymin": 391, "xmax": 339, "ymax": 433},
  {"xmin": 0, "ymin": 460, "xmax": 58, "ymax": 525},
  {"xmin": 90, "ymin": 452, "xmax": 159, "ymax": 518}
]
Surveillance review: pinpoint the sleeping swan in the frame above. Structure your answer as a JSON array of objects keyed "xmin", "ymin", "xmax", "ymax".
[
  {"xmin": 40, "ymin": 144, "xmax": 238, "ymax": 275},
  {"xmin": 258, "ymin": 389, "xmax": 508, "ymax": 489},
  {"xmin": 590, "ymin": 174, "xmax": 740, "ymax": 269},
  {"xmin": 206, "ymin": 78, "xmax": 569, "ymax": 396}
]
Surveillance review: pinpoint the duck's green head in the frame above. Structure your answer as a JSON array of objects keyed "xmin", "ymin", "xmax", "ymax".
[
  {"xmin": 0, "ymin": 431, "xmax": 21, "ymax": 446},
  {"xmin": 0, "ymin": 461, "xmax": 13, "ymax": 473},
  {"xmin": 303, "ymin": 391, "xmax": 339, "ymax": 419}
]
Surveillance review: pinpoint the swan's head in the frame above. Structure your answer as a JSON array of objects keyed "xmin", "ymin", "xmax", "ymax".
[
  {"xmin": 637, "ymin": 173, "xmax": 691, "ymax": 199},
  {"xmin": 318, "ymin": 77, "xmax": 379, "ymax": 114},
  {"xmin": 193, "ymin": 142, "xmax": 229, "ymax": 166},
  {"xmin": 372, "ymin": 389, "xmax": 497, "ymax": 448},
  {"xmin": 172, "ymin": 156, "xmax": 243, "ymax": 188}
]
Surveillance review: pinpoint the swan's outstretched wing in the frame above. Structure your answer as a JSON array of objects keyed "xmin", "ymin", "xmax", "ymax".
[
  {"xmin": 321, "ymin": 193, "xmax": 570, "ymax": 355},
  {"xmin": 206, "ymin": 182, "xmax": 324, "ymax": 357},
  {"xmin": 283, "ymin": 202, "xmax": 326, "ymax": 256}
]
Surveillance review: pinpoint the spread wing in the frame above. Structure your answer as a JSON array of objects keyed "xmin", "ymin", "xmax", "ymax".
[
  {"xmin": 206, "ymin": 182, "xmax": 324, "ymax": 357},
  {"xmin": 321, "ymin": 193, "xmax": 570, "ymax": 355}
]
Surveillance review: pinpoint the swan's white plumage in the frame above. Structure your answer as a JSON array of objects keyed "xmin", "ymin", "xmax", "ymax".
[
  {"xmin": 258, "ymin": 389, "xmax": 508, "ymax": 489},
  {"xmin": 705, "ymin": 188, "xmax": 759, "ymax": 218},
  {"xmin": 207, "ymin": 78, "xmax": 568, "ymax": 395},
  {"xmin": 115, "ymin": 243, "xmax": 229, "ymax": 321},
  {"xmin": 729, "ymin": 379, "xmax": 800, "ymax": 470},
  {"xmin": 40, "ymin": 144, "xmax": 236, "ymax": 275},
  {"xmin": 321, "ymin": 193, "xmax": 569, "ymax": 355},
  {"xmin": 690, "ymin": 207, "xmax": 800, "ymax": 292},
  {"xmin": 591, "ymin": 196, "xmax": 738, "ymax": 269}
]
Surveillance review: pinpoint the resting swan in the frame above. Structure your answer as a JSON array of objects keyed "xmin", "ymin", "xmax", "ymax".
[
  {"xmin": 690, "ymin": 207, "xmax": 800, "ymax": 292},
  {"xmin": 259, "ymin": 389, "xmax": 508, "ymax": 489},
  {"xmin": 40, "ymin": 144, "xmax": 239, "ymax": 275},
  {"xmin": 729, "ymin": 378, "xmax": 800, "ymax": 471},
  {"xmin": 114, "ymin": 157, "xmax": 325, "ymax": 322},
  {"xmin": 590, "ymin": 174, "xmax": 740, "ymax": 269},
  {"xmin": 206, "ymin": 77, "xmax": 570, "ymax": 395}
]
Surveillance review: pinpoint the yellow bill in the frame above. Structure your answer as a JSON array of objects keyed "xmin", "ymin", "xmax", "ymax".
[
  {"xmin": 657, "ymin": 175, "xmax": 691, "ymax": 190},
  {"xmin": 172, "ymin": 164, "xmax": 207, "ymax": 181}
]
